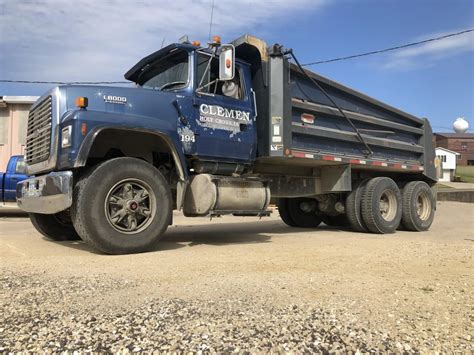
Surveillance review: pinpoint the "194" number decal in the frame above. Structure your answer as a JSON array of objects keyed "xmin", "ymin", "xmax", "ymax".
[{"xmin": 180, "ymin": 134, "xmax": 195, "ymax": 143}]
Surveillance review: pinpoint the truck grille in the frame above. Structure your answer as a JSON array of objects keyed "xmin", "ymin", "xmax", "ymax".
[{"xmin": 25, "ymin": 96, "xmax": 53, "ymax": 165}]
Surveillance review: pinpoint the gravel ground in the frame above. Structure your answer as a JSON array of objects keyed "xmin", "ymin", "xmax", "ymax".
[{"xmin": 0, "ymin": 201, "xmax": 473, "ymax": 353}]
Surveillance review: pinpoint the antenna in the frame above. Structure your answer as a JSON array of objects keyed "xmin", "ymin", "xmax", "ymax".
[
  {"xmin": 161, "ymin": 36, "xmax": 166, "ymax": 49},
  {"xmin": 208, "ymin": 0, "xmax": 215, "ymax": 41}
]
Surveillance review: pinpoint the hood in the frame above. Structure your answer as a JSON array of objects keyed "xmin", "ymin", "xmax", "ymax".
[{"xmin": 62, "ymin": 85, "xmax": 181, "ymax": 120}]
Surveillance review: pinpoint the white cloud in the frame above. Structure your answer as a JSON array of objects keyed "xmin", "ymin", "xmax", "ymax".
[
  {"xmin": 382, "ymin": 28, "xmax": 474, "ymax": 70},
  {"xmin": 0, "ymin": 0, "xmax": 325, "ymax": 81}
]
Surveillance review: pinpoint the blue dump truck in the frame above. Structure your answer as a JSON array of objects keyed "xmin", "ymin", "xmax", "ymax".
[
  {"xmin": 1, "ymin": 155, "xmax": 28, "ymax": 204},
  {"xmin": 17, "ymin": 35, "xmax": 437, "ymax": 254}
]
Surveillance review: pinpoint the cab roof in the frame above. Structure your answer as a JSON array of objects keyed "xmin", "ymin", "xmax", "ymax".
[{"xmin": 124, "ymin": 42, "xmax": 250, "ymax": 83}]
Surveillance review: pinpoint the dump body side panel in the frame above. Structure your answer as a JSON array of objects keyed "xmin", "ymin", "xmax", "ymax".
[{"xmin": 256, "ymin": 51, "xmax": 436, "ymax": 183}]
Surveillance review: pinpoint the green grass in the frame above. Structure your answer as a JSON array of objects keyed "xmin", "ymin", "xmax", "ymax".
[
  {"xmin": 435, "ymin": 183, "xmax": 454, "ymax": 190},
  {"xmin": 455, "ymin": 166, "xmax": 474, "ymax": 183}
]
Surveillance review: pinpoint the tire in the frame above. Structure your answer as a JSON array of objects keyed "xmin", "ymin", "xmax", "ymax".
[
  {"xmin": 287, "ymin": 198, "xmax": 322, "ymax": 228},
  {"xmin": 321, "ymin": 214, "xmax": 349, "ymax": 227},
  {"xmin": 71, "ymin": 157, "xmax": 172, "ymax": 254},
  {"xmin": 361, "ymin": 177, "xmax": 402, "ymax": 234},
  {"xmin": 401, "ymin": 181, "xmax": 436, "ymax": 231},
  {"xmin": 345, "ymin": 178, "xmax": 370, "ymax": 232},
  {"xmin": 29, "ymin": 211, "xmax": 81, "ymax": 241},
  {"xmin": 277, "ymin": 198, "xmax": 297, "ymax": 227}
]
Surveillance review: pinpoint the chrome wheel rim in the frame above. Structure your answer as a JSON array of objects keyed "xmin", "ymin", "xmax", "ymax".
[
  {"xmin": 104, "ymin": 178, "xmax": 156, "ymax": 234},
  {"xmin": 416, "ymin": 191, "xmax": 431, "ymax": 221},
  {"xmin": 379, "ymin": 189, "xmax": 397, "ymax": 221}
]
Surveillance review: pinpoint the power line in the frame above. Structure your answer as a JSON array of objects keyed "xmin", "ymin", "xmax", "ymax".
[
  {"xmin": 0, "ymin": 80, "xmax": 131, "ymax": 85},
  {"xmin": 302, "ymin": 29, "xmax": 473, "ymax": 66},
  {"xmin": 1, "ymin": 28, "xmax": 472, "ymax": 85}
]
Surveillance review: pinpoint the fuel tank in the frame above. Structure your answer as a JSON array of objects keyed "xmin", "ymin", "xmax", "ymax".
[{"xmin": 183, "ymin": 174, "xmax": 270, "ymax": 216}]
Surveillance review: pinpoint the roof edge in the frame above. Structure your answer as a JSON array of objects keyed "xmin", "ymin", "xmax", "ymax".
[{"xmin": 0, "ymin": 96, "xmax": 39, "ymax": 104}]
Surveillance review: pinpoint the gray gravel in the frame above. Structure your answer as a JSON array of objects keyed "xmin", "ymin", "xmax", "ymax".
[
  {"xmin": 1, "ymin": 271, "xmax": 472, "ymax": 353},
  {"xmin": 1, "ymin": 202, "xmax": 473, "ymax": 353}
]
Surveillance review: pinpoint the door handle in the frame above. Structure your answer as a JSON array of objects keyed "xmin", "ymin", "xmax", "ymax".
[{"xmin": 172, "ymin": 100, "xmax": 188, "ymax": 126}]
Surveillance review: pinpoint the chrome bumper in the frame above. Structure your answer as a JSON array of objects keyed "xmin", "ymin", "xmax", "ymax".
[{"xmin": 16, "ymin": 171, "xmax": 73, "ymax": 214}]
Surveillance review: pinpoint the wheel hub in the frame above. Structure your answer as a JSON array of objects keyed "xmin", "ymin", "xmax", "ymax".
[
  {"xmin": 104, "ymin": 179, "xmax": 155, "ymax": 234},
  {"xmin": 379, "ymin": 190, "xmax": 397, "ymax": 222},
  {"xmin": 126, "ymin": 200, "xmax": 139, "ymax": 212},
  {"xmin": 416, "ymin": 191, "xmax": 431, "ymax": 221}
]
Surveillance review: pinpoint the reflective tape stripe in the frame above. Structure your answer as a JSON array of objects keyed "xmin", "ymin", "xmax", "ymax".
[
  {"xmin": 292, "ymin": 151, "xmax": 306, "ymax": 158},
  {"xmin": 290, "ymin": 150, "xmax": 425, "ymax": 172}
]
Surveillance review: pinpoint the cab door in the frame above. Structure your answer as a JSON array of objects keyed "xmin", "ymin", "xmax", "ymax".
[{"xmin": 190, "ymin": 53, "xmax": 256, "ymax": 162}]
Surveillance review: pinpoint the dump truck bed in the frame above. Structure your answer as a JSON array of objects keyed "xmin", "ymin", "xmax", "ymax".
[{"xmin": 245, "ymin": 41, "xmax": 436, "ymax": 182}]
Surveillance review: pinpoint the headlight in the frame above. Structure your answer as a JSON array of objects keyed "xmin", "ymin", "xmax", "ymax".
[{"xmin": 61, "ymin": 126, "xmax": 72, "ymax": 148}]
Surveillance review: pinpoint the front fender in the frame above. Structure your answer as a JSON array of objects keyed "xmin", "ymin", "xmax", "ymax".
[{"xmin": 65, "ymin": 110, "xmax": 188, "ymax": 180}]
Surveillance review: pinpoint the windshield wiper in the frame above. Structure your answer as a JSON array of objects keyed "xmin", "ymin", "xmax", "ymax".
[{"xmin": 160, "ymin": 81, "xmax": 187, "ymax": 91}]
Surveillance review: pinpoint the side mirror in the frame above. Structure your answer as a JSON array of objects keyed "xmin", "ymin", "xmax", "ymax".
[{"xmin": 219, "ymin": 44, "xmax": 235, "ymax": 81}]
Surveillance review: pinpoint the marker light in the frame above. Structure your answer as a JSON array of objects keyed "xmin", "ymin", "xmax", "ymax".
[
  {"xmin": 301, "ymin": 113, "xmax": 315, "ymax": 124},
  {"xmin": 75, "ymin": 96, "xmax": 88, "ymax": 108},
  {"xmin": 191, "ymin": 40, "xmax": 201, "ymax": 47},
  {"xmin": 212, "ymin": 35, "xmax": 221, "ymax": 44},
  {"xmin": 81, "ymin": 122, "xmax": 87, "ymax": 136},
  {"xmin": 226, "ymin": 59, "xmax": 231, "ymax": 68}
]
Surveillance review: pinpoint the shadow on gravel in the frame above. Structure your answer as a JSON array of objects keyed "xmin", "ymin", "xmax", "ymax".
[
  {"xmin": 41, "ymin": 220, "xmax": 345, "ymax": 255},
  {"xmin": 161, "ymin": 220, "xmax": 343, "ymax": 247}
]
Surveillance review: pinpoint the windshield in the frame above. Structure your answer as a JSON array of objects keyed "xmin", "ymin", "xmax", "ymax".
[{"xmin": 140, "ymin": 48, "xmax": 189, "ymax": 90}]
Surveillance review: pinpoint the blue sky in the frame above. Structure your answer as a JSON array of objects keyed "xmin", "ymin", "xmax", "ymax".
[{"xmin": 0, "ymin": 0, "xmax": 473, "ymax": 132}]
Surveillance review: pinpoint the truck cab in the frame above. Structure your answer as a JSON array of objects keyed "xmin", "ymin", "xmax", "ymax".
[{"xmin": 16, "ymin": 35, "xmax": 437, "ymax": 254}]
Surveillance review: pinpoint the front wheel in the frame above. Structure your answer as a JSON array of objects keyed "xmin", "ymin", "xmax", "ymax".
[
  {"xmin": 29, "ymin": 211, "xmax": 81, "ymax": 241},
  {"xmin": 71, "ymin": 158, "xmax": 172, "ymax": 254}
]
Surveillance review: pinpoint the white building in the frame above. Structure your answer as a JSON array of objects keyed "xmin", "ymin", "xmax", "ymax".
[{"xmin": 435, "ymin": 147, "xmax": 460, "ymax": 182}]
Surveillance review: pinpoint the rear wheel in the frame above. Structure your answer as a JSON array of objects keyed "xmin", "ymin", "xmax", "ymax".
[
  {"xmin": 277, "ymin": 198, "xmax": 297, "ymax": 227},
  {"xmin": 361, "ymin": 177, "xmax": 402, "ymax": 234},
  {"xmin": 287, "ymin": 198, "xmax": 322, "ymax": 228},
  {"xmin": 29, "ymin": 211, "xmax": 81, "ymax": 241},
  {"xmin": 345, "ymin": 178, "xmax": 370, "ymax": 232},
  {"xmin": 71, "ymin": 157, "xmax": 172, "ymax": 254},
  {"xmin": 401, "ymin": 181, "xmax": 436, "ymax": 231}
]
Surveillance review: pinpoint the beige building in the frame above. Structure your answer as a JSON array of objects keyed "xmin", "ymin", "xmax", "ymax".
[{"xmin": 0, "ymin": 96, "xmax": 39, "ymax": 171}]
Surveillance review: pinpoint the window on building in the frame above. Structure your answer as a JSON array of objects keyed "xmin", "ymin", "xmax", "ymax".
[
  {"xmin": 461, "ymin": 142, "xmax": 468, "ymax": 150},
  {"xmin": 437, "ymin": 155, "xmax": 447, "ymax": 163},
  {"xmin": 17, "ymin": 110, "xmax": 29, "ymax": 145},
  {"xmin": 0, "ymin": 108, "xmax": 9, "ymax": 145},
  {"xmin": 457, "ymin": 154, "xmax": 462, "ymax": 160}
]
